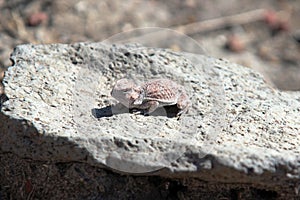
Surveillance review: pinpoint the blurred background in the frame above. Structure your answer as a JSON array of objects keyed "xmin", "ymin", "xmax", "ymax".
[{"xmin": 0, "ymin": 0, "xmax": 299, "ymax": 90}]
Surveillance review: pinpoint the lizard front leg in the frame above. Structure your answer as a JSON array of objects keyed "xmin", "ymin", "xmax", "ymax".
[{"xmin": 138, "ymin": 100, "xmax": 160, "ymax": 115}]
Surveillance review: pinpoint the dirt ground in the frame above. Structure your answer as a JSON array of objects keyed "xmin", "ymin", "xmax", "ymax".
[{"xmin": 0, "ymin": 0, "xmax": 300, "ymax": 91}]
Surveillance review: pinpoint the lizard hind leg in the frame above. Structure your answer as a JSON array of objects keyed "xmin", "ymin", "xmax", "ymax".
[{"xmin": 177, "ymin": 93, "xmax": 191, "ymax": 116}]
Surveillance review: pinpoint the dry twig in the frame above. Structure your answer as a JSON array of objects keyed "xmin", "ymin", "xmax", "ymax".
[{"xmin": 173, "ymin": 9, "xmax": 267, "ymax": 35}]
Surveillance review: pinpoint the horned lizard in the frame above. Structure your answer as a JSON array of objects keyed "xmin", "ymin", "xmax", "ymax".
[{"xmin": 111, "ymin": 78, "xmax": 191, "ymax": 116}]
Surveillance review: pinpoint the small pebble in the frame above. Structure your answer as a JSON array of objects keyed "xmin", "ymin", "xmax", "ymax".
[
  {"xmin": 263, "ymin": 10, "xmax": 278, "ymax": 28},
  {"xmin": 27, "ymin": 12, "xmax": 48, "ymax": 26},
  {"xmin": 225, "ymin": 35, "xmax": 245, "ymax": 53}
]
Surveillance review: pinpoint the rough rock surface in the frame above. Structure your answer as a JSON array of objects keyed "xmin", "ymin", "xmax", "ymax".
[{"xmin": 1, "ymin": 42, "xmax": 300, "ymax": 199}]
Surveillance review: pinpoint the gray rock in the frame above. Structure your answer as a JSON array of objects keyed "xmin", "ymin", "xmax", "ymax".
[{"xmin": 1, "ymin": 42, "xmax": 300, "ymax": 198}]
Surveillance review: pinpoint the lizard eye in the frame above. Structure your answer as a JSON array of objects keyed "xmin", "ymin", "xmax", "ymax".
[{"xmin": 124, "ymin": 91, "xmax": 133, "ymax": 98}]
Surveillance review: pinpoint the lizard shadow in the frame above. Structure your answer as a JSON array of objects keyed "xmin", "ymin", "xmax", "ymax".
[
  {"xmin": 0, "ymin": 94, "xmax": 9, "ymax": 111},
  {"xmin": 92, "ymin": 103, "xmax": 179, "ymax": 119}
]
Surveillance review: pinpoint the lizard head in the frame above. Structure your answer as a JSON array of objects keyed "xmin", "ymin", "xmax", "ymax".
[{"xmin": 111, "ymin": 79, "xmax": 141, "ymax": 108}]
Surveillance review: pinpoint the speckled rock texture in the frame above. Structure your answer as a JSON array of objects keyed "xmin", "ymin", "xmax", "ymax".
[{"xmin": 1, "ymin": 42, "xmax": 300, "ymax": 199}]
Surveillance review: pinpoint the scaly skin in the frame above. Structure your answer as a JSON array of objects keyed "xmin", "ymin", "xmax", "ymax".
[{"xmin": 111, "ymin": 78, "xmax": 191, "ymax": 116}]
